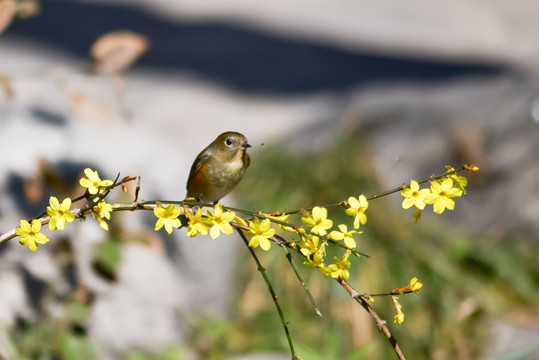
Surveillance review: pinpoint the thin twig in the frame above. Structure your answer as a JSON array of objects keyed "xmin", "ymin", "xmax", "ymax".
[
  {"xmin": 281, "ymin": 166, "xmax": 467, "ymax": 215},
  {"xmin": 236, "ymin": 229, "xmax": 298, "ymax": 359},
  {"xmin": 275, "ymin": 235, "xmax": 322, "ymax": 317}
]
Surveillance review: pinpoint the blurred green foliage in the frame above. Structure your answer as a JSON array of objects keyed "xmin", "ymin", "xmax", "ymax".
[{"xmin": 11, "ymin": 301, "xmax": 96, "ymax": 359}]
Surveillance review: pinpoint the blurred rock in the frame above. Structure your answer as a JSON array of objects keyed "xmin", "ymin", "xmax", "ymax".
[{"xmin": 89, "ymin": 244, "xmax": 182, "ymax": 358}]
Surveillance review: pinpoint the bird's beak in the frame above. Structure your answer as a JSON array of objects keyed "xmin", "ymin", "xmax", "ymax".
[{"xmin": 242, "ymin": 142, "xmax": 251, "ymax": 148}]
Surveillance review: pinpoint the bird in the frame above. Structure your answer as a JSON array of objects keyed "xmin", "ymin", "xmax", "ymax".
[{"xmin": 186, "ymin": 131, "xmax": 251, "ymax": 204}]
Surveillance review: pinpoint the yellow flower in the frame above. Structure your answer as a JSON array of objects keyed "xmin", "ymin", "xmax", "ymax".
[
  {"xmin": 327, "ymin": 224, "xmax": 361, "ymax": 249},
  {"xmin": 154, "ymin": 204, "xmax": 182, "ymax": 234},
  {"xmin": 93, "ymin": 200, "xmax": 113, "ymax": 231},
  {"xmin": 233, "ymin": 215, "xmax": 248, "ymax": 227},
  {"xmin": 15, "ymin": 219, "xmax": 49, "ymax": 252},
  {"xmin": 302, "ymin": 206, "xmax": 333, "ymax": 236},
  {"xmin": 299, "ymin": 234, "xmax": 326, "ymax": 266},
  {"xmin": 186, "ymin": 208, "xmax": 209, "ymax": 237},
  {"xmin": 391, "ymin": 276, "xmax": 424, "ymax": 294},
  {"xmin": 46, "ymin": 196, "xmax": 75, "ymax": 230},
  {"xmin": 264, "ymin": 212, "xmax": 295, "ymax": 232},
  {"xmin": 424, "ymin": 178, "xmax": 463, "ymax": 214},
  {"xmin": 410, "ymin": 276, "xmax": 423, "ymax": 292},
  {"xmin": 464, "ymin": 164, "xmax": 480, "ymax": 172},
  {"xmin": 300, "ymin": 234, "xmax": 319, "ymax": 257},
  {"xmin": 323, "ymin": 254, "xmax": 351, "ymax": 280},
  {"xmin": 391, "ymin": 296, "xmax": 404, "ymax": 324},
  {"xmin": 401, "ymin": 180, "xmax": 430, "ymax": 210},
  {"xmin": 94, "ymin": 200, "xmax": 112, "ymax": 219},
  {"xmin": 79, "ymin": 168, "xmax": 113, "ymax": 195},
  {"xmin": 206, "ymin": 204, "xmax": 235, "ymax": 239},
  {"xmin": 248, "ymin": 218, "xmax": 275, "ymax": 251},
  {"xmin": 445, "ymin": 166, "xmax": 469, "ymax": 194},
  {"xmin": 345, "ymin": 195, "xmax": 368, "ymax": 229}
]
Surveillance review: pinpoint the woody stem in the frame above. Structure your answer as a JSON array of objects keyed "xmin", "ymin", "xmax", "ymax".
[{"xmin": 337, "ymin": 279, "xmax": 407, "ymax": 360}]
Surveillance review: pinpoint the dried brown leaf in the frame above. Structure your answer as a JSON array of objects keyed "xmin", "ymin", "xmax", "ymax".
[{"xmin": 90, "ymin": 30, "xmax": 150, "ymax": 75}]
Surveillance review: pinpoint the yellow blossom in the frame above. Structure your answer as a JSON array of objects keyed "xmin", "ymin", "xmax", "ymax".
[
  {"xmin": 424, "ymin": 178, "xmax": 463, "ymax": 214},
  {"xmin": 154, "ymin": 204, "xmax": 182, "ymax": 234},
  {"xmin": 248, "ymin": 218, "xmax": 275, "ymax": 251},
  {"xmin": 445, "ymin": 166, "xmax": 469, "ymax": 194},
  {"xmin": 206, "ymin": 204, "xmax": 235, "ymax": 239},
  {"xmin": 93, "ymin": 200, "xmax": 113, "ymax": 231},
  {"xmin": 464, "ymin": 164, "xmax": 480, "ymax": 172},
  {"xmin": 94, "ymin": 200, "xmax": 112, "ymax": 219},
  {"xmin": 302, "ymin": 206, "xmax": 333, "ymax": 236},
  {"xmin": 79, "ymin": 168, "xmax": 113, "ymax": 195},
  {"xmin": 15, "ymin": 219, "xmax": 49, "ymax": 252},
  {"xmin": 295, "ymin": 226, "xmax": 307, "ymax": 235},
  {"xmin": 186, "ymin": 208, "xmax": 209, "ymax": 237},
  {"xmin": 392, "ymin": 276, "xmax": 424, "ymax": 294},
  {"xmin": 392, "ymin": 296, "xmax": 404, "ymax": 324},
  {"xmin": 401, "ymin": 181, "xmax": 430, "ymax": 210},
  {"xmin": 323, "ymin": 253, "xmax": 351, "ymax": 280},
  {"xmin": 233, "ymin": 215, "xmax": 248, "ymax": 227},
  {"xmin": 300, "ymin": 234, "xmax": 319, "ymax": 257},
  {"xmin": 264, "ymin": 212, "xmax": 295, "ymax": 232},
  {"xmin": 46, "ymin": 196, "xmax": 75, "ymax": 230},
  {"xmin": 410, "ymin": 276, "xmax": 423, "ymax": 292},
  {"xmin": 327, "ymin": 224, "xmax": 361, "ymax": 249},
  {"xmin": 300, "ymin": 234, "xmax": 326, "ymax": 266},
  {"xmin": 345, "ymin": 195, "xmax": 368, "ymax": 229}
]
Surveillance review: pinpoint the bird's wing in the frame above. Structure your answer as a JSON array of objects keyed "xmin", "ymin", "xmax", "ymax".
[{"xmin": 186, "ymin": 149, "xmax": 210, "ymax": 191}]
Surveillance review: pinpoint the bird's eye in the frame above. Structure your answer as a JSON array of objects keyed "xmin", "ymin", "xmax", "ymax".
[{"xmin": 224, "ymin": 138, "xmax": 233, "ymax": 146}]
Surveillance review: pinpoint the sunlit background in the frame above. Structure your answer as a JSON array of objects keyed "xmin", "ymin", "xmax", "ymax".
[{"xmin": 1, "ymin": 1, "xmax": 538, "ymax": 359}]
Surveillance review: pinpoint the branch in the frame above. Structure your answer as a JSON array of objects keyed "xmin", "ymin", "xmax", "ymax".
[
  {"xmin": 336, "ymin": 278, "xmax": 406, "ymax": 360},
  {"xmin": 0, "ymin": 175, "xmax": 139, "ymax": 245}
]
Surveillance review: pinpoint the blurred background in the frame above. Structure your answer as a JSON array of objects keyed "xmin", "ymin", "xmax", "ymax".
[{"xmin": 0, "ymin": 0, "xmax": 538, "ymax": 359}]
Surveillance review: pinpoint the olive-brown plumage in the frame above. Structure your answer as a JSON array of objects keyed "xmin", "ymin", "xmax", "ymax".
[{"xmin": 186, "ymin": 131, "xmax": 251, "ymax": 203}]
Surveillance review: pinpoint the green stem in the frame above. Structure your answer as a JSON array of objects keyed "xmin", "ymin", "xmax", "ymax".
[
  {"xmin": 236, "ymin": 229, "xmax": 297, "ymax": 358},
  {"xmin": 282, "ymin": 246, "xmax": 323, "ymax": 317}
]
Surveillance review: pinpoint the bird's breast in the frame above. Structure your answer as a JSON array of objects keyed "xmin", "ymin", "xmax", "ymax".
[{"xmin": 207, "ymin": 158, "xmax": 245, "ymax": 186}]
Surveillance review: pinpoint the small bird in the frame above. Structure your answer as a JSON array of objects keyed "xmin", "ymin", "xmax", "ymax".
[{"xmin": 186, "ymin": 131, "xmax": 251, "ymax": 204}]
